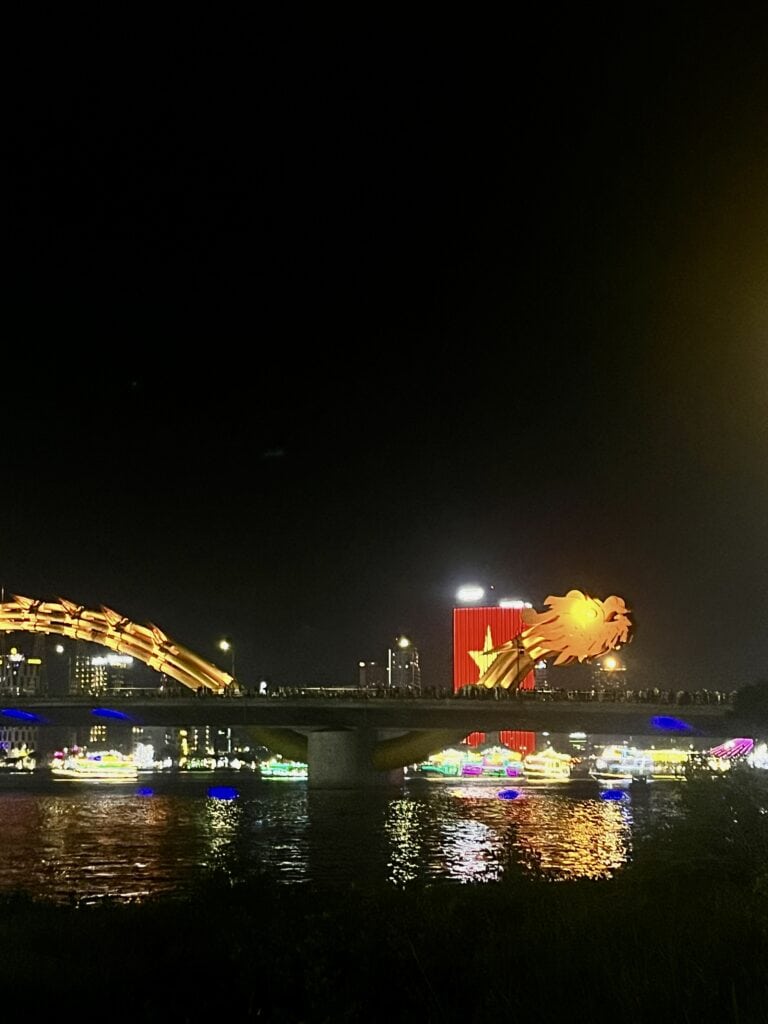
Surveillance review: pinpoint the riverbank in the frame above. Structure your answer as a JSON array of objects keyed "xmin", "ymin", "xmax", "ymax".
[{"xmin": 3, "ymin": 865, "xmax": 767, "ymax": 1021}]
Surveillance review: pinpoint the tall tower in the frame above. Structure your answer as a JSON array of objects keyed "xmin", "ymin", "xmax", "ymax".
[
  {"xmin": 387, "ymin": 635, "xmax": 421, "ymax": 694},
  {"xmin": 71, "ymin": 641, "xmax": 105, "ymax": 695}
]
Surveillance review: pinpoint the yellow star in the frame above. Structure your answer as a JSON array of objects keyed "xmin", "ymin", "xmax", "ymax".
[{"xmin": 468, "ymin": 626, "xmax": 500, "ymax": 678}]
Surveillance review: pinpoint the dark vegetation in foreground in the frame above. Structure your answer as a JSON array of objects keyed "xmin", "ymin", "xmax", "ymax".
[{"xmin": 6, "ymin": 773, "xmax": 768, "ymax": 1023}]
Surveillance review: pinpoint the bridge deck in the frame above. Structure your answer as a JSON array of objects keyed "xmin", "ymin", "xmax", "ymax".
[{"xmin": 2, "ymin": 696, "xmax": 744, "ymax": 736}]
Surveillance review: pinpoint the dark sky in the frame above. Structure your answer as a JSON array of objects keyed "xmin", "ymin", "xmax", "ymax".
[{"xmin": 4, "ymin": 14, "xmax": 768, "ymax": 690}]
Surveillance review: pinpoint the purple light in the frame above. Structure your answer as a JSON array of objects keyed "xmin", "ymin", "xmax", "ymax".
[{"xmin": 709, "ymin": 738, "xmax": 754, "ymax": 759}]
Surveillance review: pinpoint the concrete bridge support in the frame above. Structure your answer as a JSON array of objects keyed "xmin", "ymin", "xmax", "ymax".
[{"xmin": 307, "ymin": 728, "xmax": 403, "ymax": 789}]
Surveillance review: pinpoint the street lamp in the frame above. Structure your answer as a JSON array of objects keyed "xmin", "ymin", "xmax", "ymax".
[
  {"xmin": 216, "ymin": 639, "xmax": 236, "ymax": 749},
  {"xmin": 54, "ymin": 642, "xmax": 71, "ymax": 693},
  {"xmin": 218, "ymin": 638, "xmax": 235, "ymax": 680}
]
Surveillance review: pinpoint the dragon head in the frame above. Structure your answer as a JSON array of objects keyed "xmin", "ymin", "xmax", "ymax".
[{"xmin": 520, "ymin": 589, "xmax": 631, "ymax": 666}]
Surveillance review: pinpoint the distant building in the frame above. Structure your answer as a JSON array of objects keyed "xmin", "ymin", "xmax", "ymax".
[
  {"xmin": 357, "ymin": 660, "xmax": 388, "ymax": 691},
  {"xmin": 69, "ymin": 641, "xmax": 156, "ymax": 696},
  {"xmin": 0, "ymin": 636, "xmax": 46, "ymax": 696},
  {"xmin": 388, "ymin": 636, "xmax": 421, "ymax": 693},
  {"xmin": 179, "ymin": 725, "xmax": 214, "ymax": 756},
  {"xmin": 591, "ymin": 654, "xmax": 627, "ymax": 693},
  {"xmin": 534, "ymin": 660, "xmax": 549, "ymax": 690}
]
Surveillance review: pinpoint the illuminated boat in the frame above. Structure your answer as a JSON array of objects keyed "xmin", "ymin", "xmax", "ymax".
[
  {"xmin": 643, "ymin": 747, "xmax": 691, "ymax": 780},
  {"xmin": 178, "ymin": 755, "xmax": 218, "ymax": 772},
  {"xmin": 687, "ymin": 738, "xmax": 753, "ymax": 777},
  {"xmin": 591, "ymin": 744, "xmax": 694, "ymax": 784},
  {"xmin": 589, "ymin": 745, "xmax": 653, "ymax": 784},
  {"xmin": 410, "ymin": 746, "xmax": 525, "ymax": 781},
  {"xmin": 522, "ymin": 748, "xmax": 573, "ymax": 782},
  {"xmin": 480, "ymin": 746, "xmax": 526, "ymax": 780},
  {"xmin": 409, "ymin": 747, "xmax": 465, "ymax": 779},
  {"xmin": 259, "ymin": 757, "xmax": 308, "ymax": 781},
  {"xmin": 49, "ymin": 749, "xmax": 138, "ymax": 782},
  {"xmin": 455, "ymin": 746, "xmax": 526, "ymax": 780},
  {"xmin": 0, "ymin": 746, "xmax": 37, "ymax": 773},
  {"xmin": 747, "ymin": 742, "xmax": 768, "ymax": 770}
]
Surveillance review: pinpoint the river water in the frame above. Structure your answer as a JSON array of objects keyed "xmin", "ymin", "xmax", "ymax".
[{"xmin": 0, "ymin": 772, "xmax": 678, "ymax": 904}]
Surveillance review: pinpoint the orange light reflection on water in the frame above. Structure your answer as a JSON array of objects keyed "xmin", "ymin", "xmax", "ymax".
[{"xmin": 443, "ymin": 787, "xmax": 633, "ymax": 881}]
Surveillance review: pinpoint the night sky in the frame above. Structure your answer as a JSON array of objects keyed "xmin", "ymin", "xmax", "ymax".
[{"xmin": 4, "ymin": 15, "xmax": 768, "ymax": 691}]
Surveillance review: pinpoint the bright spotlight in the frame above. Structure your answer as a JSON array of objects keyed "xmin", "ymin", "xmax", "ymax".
[{"xmin": 456, "ymin": 584, "xmax": 485, "ymax": 603}]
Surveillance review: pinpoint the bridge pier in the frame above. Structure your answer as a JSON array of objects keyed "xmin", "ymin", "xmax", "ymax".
[{"xmin": 307, "ymin": 728, "xmax": 403, "ymax": 789}]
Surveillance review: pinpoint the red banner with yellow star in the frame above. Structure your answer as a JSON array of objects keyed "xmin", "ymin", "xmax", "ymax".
[{"xmin": 452, "ymin": 606, "xmax": 535, "ymax": 692}]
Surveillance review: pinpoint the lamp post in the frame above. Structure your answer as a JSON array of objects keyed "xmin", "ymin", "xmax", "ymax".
[
  {"xmin": 54, "ymin": 642, "xmax": 72, "ymax": 694},
  {"xmin": 218, "ymin": 638, "xmax": 235, "ymax": 681},
  {"xmin": 217, "ymin": 639, "xmax": 237, "ymax": 753}
]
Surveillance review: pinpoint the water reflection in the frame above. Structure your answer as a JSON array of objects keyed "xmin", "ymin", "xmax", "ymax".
[
  {"xmin": 203, "ymin": 790, "xmax": 244, "ymax": 878},
  {"xmin": 0, "ymin": 776, "xmax": 665, "ymax": 903},
  {"xmin": 384, "ymin": 797, "xmax": 427, "ymax": 888},
  {"xmin": 440, "ymin": 817, "xmax": 504, "ymax": 883},
  {"xmin": 511, "ymin": 795, "xmax": 632, "ymax": 879},
  {"xmin": 33, "ymin": 791, "xmax": 182, "ymax": 903}
]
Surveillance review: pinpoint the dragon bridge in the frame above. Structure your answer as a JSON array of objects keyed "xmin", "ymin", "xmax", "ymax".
[{"xmin": 0, "ymin": 596, "xmax": 233, "ymax": 694}]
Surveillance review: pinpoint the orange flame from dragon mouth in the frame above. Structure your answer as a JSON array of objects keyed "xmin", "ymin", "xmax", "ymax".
[{"xmin": 520, "ymin": 590, "xmax": 631, "ymax": 666}]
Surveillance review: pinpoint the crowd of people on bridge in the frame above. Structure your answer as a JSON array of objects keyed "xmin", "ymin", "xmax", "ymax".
[{"xmin": 168, "ymin": 683, "xmax": 737, "ymax": 706}]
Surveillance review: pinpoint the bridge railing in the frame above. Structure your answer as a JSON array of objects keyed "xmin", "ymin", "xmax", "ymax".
[{"xmin": 2, "ymin": 686, "xmax": 738, "ymax": 707}]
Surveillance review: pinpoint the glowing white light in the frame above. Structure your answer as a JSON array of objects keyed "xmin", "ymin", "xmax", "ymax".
[
  {"xmin": 499, "ymin": 598, "xmax": 526, "ymax": 608},
  {"xmin": 456, "ymin": 585, "xmax": 485, "ymax": 603},
  {"xmin": 91, "ymin": 654, "xmax": 133, "ymax": 667},
  {"xmin": 134, "ymin": 743, "xmax": 155, "ymax": 769},
  {"xmin": 55, "ymin": 644, "xmax": 65, "ymax": 654}
]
